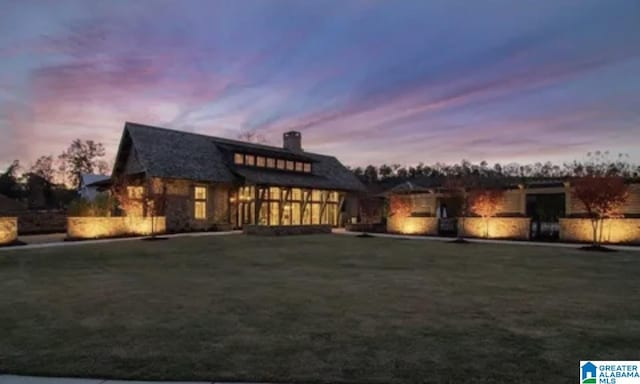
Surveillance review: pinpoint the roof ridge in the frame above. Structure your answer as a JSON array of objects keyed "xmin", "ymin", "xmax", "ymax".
[{"xmin": 124, "ymin": 121, "xmax": 333, "ymax": 158}]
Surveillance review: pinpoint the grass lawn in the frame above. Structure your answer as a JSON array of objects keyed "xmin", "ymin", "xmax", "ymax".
[{"xmin": 1, "ymin": 235, "xmax": 639, "ymax": 383}]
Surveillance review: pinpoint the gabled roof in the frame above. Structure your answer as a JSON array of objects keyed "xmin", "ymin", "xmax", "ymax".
[
  {"xmin": 81, "ymin": 174, "xmax": 110, "ymax": 188},
  {"xmin": 114, "ymin": 122, "xmax": 366, "ymax": 192}
]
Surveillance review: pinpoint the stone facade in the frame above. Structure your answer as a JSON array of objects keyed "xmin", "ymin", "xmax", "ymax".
[
  {"xmin": 67, "ymin": 217, "xmax": 166, "ymax": 239},
  {"xmin": 149, "ymin": 178, "xmax": 232, "ymax": 232},
  {"xmin": 559, "ymin": 218, "xmax": 640, "ymax": 244},
  {"xmin": 459, "ymin": 217, "xmax": 531, "ymax": 240},
  {"xmin": 243, "ymin": 224, "xmax": 331, "ymax": 235},
  {"xmin": 387, "ymin": 216, "xmax": 439, "ymax": 235},
  {"xmin": 0, "ymin": 217, "xmax": 18, "ymax": 245}
]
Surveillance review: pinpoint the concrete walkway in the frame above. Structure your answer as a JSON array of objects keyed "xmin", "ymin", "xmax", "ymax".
[
  {"xmin": 0, "ymin": 231, "xmax": 242, "ymax": 252},
  {"xmin": 333, "ymin": 228, "xmax": 640, "ymax": 252},
  {"xmin": 0, "ymin": 375, "xmax": 275, "ymax": 384}
]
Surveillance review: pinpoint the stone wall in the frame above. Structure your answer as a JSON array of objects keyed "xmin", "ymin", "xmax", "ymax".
[
  {"xmin": 500, "ymin": 189, "xmax": 525, "ymax": 215},
  {"xmin": 67, "ymin": 217, "xmax": 166, "ymax": 239},
  {"xmin": 0, "ymin": 217, "xmax": 18, "ymax": 245},
  {"xmin": 387, "ymin": 216, "xmax": 439, "ymax": 235},
  {"xmin": 243, "ymin": 224, "xmax": 331, "ymax": 236},
  {"xmin": 559, "ymin": 218, "xmax": 640, "ymax": 244},
  {"xmin": 151, "ymin": 178, "xmax": 232, "ymax": 232},
  {"xmin": 17, "ymin": 210, "xmax": 67, "ymax": 234},
  {"xmin": 459, "ymin": 217, "xmax": 531, "ymax": 240}
]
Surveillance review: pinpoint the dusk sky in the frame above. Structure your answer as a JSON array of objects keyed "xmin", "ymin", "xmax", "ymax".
[{"xmin": 1, "ymin": 0, "xmax": 639, "ymax": 170}]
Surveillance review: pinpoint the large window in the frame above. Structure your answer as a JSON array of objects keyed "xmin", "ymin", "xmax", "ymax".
[
  {"xmin": 237, "ymin": 186, "xmax": 341, "ymax": 226},
  {"xmin": 234, "ymin": 153, "xmax": 244, "ymax": 165},
  {"xmin": 194, "ymin": 186, "xmax": 207, "ymax": 219},
  {"xmin": 127, "ymin": 186, "xmax": 144, "ymax": 199}
]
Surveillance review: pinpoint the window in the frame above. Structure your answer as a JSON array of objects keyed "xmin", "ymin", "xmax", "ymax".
[
  {"xmin": 194, "ymin": 186, "xmax": 207, "ymax": 219},
  {"xmin": 286, "ymin": 160, "xmax": 295, "ymax": 171},
  {"xmin": 276, "ymin": 159, "xmax": 285, "ymax": 169},
  {"xmin": 295, "ymin": 162, "xmax": 303, "ymax": 172},
  {"xmin": 256, "ymin": 156, "xmax": 266, "ymax": 167},
  {"xmin": 303, "ymin": 163, "xmax": 312, "ymax": 173},
  {"xmin": 245, "ymin": 154, "xmax": 255, "ymax": 166},
  {"xmin": 127, "ymin": 186, "xmax": 144, "ymax": 199},
  {"xmin": 269, "ymin": 187, "xmax": 281, "ymax": 200},
  {"xmin": 234, "ymin": 153, "xmax": 244, "ymax": 165},
  {"xmin": 267, "ymin": 157, "xmax": 276, "ymax": 168}
]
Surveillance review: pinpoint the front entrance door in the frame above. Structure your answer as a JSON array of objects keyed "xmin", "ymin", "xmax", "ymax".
[{"xmin": 237, "ymin": 202, "xmax": 253, "ymax": 228}]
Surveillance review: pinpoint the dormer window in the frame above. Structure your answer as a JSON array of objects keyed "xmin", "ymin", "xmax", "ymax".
[{"xmin": 233, "ymin": 152, "xmax": 312, "ymax": 173}]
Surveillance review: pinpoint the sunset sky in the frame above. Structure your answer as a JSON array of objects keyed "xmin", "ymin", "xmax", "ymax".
[{"xmin": 1, "ymin": 0, "xmax": 639, "ymax": 170}]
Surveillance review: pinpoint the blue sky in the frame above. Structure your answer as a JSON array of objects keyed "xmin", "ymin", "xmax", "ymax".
[{"xmin": 0, "ymin": 0, "xmax": 639, "ymax": 169}]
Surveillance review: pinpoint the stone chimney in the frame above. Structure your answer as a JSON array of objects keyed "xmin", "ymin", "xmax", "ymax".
[{"xmin": 283, "ymin": 131, "xmax": 302, "ymax": 152}]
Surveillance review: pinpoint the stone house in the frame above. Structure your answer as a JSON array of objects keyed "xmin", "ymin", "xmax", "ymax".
[{"xmin": 109, "ymin": 122, "xmax": 366, "ymax": 233}]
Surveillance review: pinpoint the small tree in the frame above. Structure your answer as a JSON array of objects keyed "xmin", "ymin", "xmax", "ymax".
[
  {"xmin": 444, "ymin": 177, "xmax": 471, "ymax": 241},
  {"xmin": 571, "ymin": 176, "xmax": 629, "ymax": 247},
  {"xmin": 144, "ymin": 179, "xmax": 167, "ymax": 238},
  {"xmin": 389, "ymin": 194, "xmax": 412, "ymax": 219},
  {"xmin": 468, "ymin": 188, "xmax": 505, "ymax": 238}
]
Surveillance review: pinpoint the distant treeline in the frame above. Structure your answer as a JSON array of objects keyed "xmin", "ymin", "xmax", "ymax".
[{"xmin": 349, "ymin": 152, "xmax": 639, "ymax": 184}]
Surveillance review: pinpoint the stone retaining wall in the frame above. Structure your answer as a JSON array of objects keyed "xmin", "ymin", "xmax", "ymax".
[
  {"xmin": 243, "ymin": 224, "xmax": 331, "ymax": 236},
  {"xmin": 459, "ymin": 217, "xmax": 531, "ymax": 240},
  {"xmin": 0, "ymin": 217, "xmax": 18, "ymax": 245},
  {"xmin": 67, "ymin": 217, "xmax": 166, "ymax": 239},
  {"xmin": 559, "ymin": 218, "xmax": 640, "ymax": 244},
  {"xmin": 386, "ymin": 216, "xmax": 439, "ymax": 235}
]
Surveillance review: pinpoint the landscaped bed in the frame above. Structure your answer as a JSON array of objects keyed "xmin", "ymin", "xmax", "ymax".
[{"xmin": 1, "ymin": 235, "xmax": 639, "ymax": 383}]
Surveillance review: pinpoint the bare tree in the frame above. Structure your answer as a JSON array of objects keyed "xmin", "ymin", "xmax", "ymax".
[
  {"xmin": 237, "ymin": 130, "xmax": 269, "ymax": 144},
  {"xmin": 58, "ymin": 139, "xmax": 106, "ymax": 188},
  {"xmin": 30, "ymin": 155, "xmax": 55, "ymax": 183},
  {"xmin": 144, "ymin": 179, "xmax": 167, "ymax": 238}
]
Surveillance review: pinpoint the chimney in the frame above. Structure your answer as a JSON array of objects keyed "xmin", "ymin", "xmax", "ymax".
[{"xmin": 283, "ymin": 131, "xmax": 302, "ymax": 152}]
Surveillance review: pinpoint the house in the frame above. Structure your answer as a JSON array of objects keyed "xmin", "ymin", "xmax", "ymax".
[
  {"xmin": 110, "ymin": 122, "xmax": 366, "ymax": 233},
  {"xmin": 581, "ymin": 361, "xmax": 597, "ymax": 381},
  {"xmin": 79, "ymin": 174, "xmax": 110, "ymax": 201}
]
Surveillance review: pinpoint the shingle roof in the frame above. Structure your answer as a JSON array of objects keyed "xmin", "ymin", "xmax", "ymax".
[{"xmin": 118, "ymin": 122, "xmax": 366, "ymax": 192}]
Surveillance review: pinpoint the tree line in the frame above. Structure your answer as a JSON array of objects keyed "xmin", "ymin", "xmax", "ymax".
[
  {"xmin": 350, "ymin": 151, "xmax": 639, "ymax": 184},
  {"xmin": 0, "ymin": 139, "xmax": 109, "ymax": 209}
]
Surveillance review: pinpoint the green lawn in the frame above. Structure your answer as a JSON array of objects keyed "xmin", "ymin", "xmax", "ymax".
[{"xmin": 1, "ymin": 235, "xmax": 639, "ymax": 383}]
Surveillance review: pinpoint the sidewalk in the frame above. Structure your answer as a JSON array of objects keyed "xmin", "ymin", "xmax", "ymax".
[
  {"xmin": 0, "ymin": 231, "xmax": 242, "ymax": 252},
  {"xmin": 333, "ymin": 228, "xmax": 640, "ymax": 252},
  {"xmin": 0, "ymin": 375, "xmax": 275, "ymax": 384}
]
